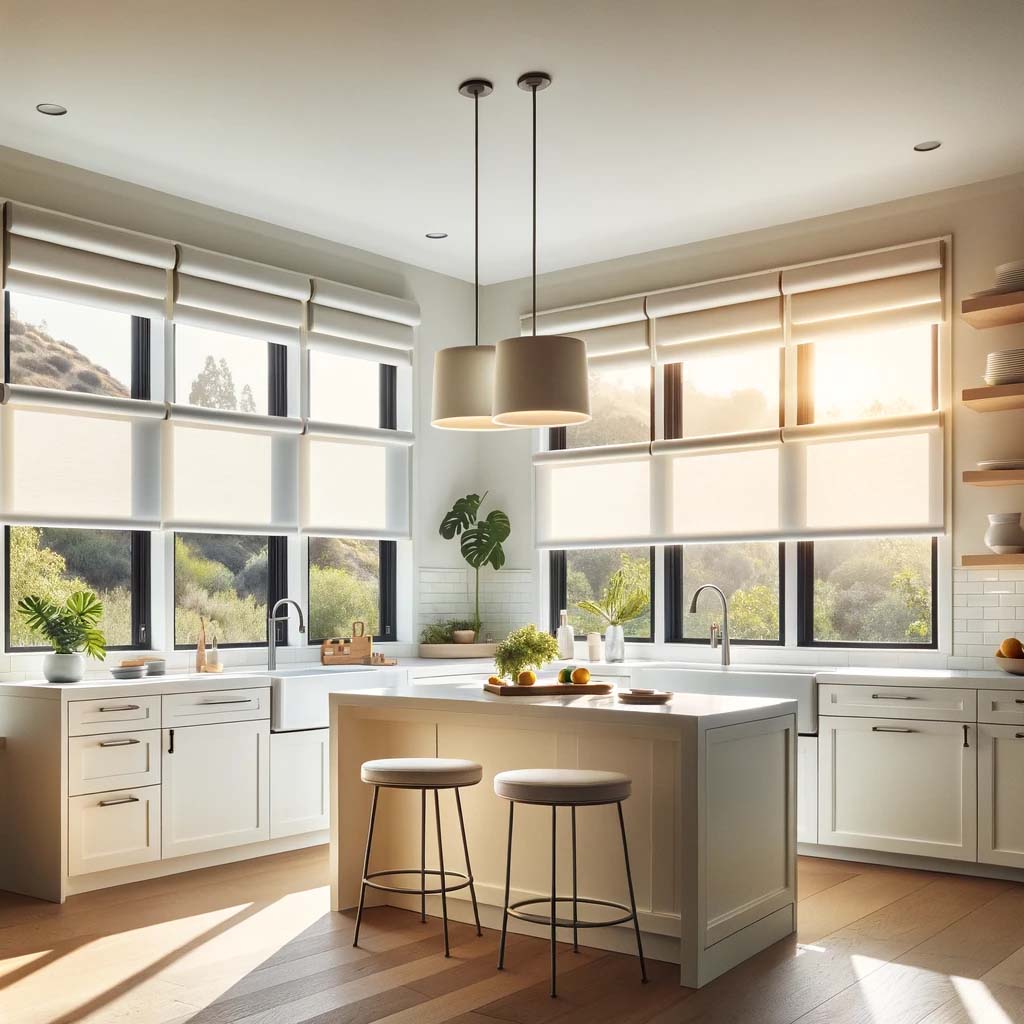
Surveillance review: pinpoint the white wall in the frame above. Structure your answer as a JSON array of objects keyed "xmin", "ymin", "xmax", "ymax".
[{"xmin": 478, "ymin": 171, "xmax": 1024, "ymax": 669}]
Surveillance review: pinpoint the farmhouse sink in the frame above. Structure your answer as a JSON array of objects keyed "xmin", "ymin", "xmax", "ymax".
[{"xmin": 271, "ymin": 665, "xmax": 405, "ymax": 731}]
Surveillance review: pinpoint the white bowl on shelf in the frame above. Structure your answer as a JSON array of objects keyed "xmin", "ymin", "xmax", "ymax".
[{"xmin": 994, "ymin": 653, "xmax": 1024, "ymax": 676}]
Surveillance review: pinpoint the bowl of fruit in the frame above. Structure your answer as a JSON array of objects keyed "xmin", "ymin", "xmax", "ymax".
[{"xmin": 995, "ymin": 637, "xmax": 1024, "ymax": 676}]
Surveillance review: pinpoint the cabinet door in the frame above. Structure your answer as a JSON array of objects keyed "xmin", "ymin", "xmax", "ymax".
[
  {"xmin": 818, "ymin": 716, "xmax": 976, "ymax": 861},
  {"xmin": 161, "ymin": 721, "xmax": 269, "ymax": 859},
  {"xmin": 270, "ymin": 729, "xmax": 330, "ymax": 838},
  {"xmin": 979, "ymin": 724, "xmax": 1024, "ymax": 869}
]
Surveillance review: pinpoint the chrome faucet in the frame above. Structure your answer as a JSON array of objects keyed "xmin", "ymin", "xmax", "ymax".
[
  {"xmin": 267, "ymin": 598, "xmax": 306, "ymax": 670},
  {"xmin": 688, "ymin": 585, "xmax": 730, "ymax": 666}
]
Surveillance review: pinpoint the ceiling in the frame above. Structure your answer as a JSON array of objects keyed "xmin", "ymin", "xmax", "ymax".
[{"xmin": 2, "ymin": 1, "xmax": 1023, "ymax": 284}]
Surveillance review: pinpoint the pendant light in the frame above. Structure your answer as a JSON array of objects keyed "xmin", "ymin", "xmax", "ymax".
[
  {"xmin": 431, "ymin": 78, "xmax": 509, "ymax": 430},
  {"xmin": 492, "ymin": 72, "xmax": 590, "ymax": 428}
]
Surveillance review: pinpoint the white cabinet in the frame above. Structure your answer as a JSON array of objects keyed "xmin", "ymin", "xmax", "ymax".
[
  {"xmin": 68, "ymin": 730, "xmax": 161, "ymax": 796},
  {"xmin": 978, "ymin": 724, "xmax": 1024, "ymax": 869},
  {"xmin": 270, "ymin": 729, "xmax": 330, "ymax": 838},
  {"xmin": 797, "ymin": 736, "xmax": 817, "ymax": 844},
  {"xmin": 818, "ymin": 716, "xmax": 976, "ymax": 861},
  {"xmin": 161, "ymin": 721, "xmax": 270, "ymax": 859},
  {"xmin": 68, "ymin": 787, "xmax": 161, "ymax": 876}
]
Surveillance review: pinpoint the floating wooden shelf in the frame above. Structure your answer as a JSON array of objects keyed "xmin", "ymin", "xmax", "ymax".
[
  {"xmin": 962, "ymin": 553, "xmax": 1024, "ymax": 568},
  {"xmin": 963, "ymin": 470, "xmax": 1024, "ymax": 487},
  {"xmin": 961, "ymin": 383, "xmax": 1024, "ymax": 413},
  {"xmin": 961, "ymin": 290, "xmax": 1024, "ymax": 329}
]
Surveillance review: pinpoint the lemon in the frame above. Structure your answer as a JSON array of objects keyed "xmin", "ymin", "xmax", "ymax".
[
  {"xmin": 571, "ymin": 667, "xmax": 591, "ymax": 685},
  {"xmin": 517, "ymin": 670, "xmax": 537, "ymax": 686},
  {"xmin": 487, "ymin": 675, "xmax": 502, "ymax": 685},
  {"xmin": 557, "ymin": 666, "xmax": 574, "ymax": 684}
]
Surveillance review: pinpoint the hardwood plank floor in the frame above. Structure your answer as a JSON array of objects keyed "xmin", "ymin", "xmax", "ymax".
[{"xmin": 2, "ymin": 848, "xmax": 1024, "ymax": 1024}]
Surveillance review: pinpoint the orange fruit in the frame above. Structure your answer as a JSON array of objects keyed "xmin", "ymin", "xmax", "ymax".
[
  {"xmin": 571, "ymin": 667, "xmax": 591, "ymax": 685},
  {"xmin": 999, "ymin": 637, "xmax": 1024, "ymax": 659},
  {"xmin": 487, "ymin": 676, "xmax": 502, "ymax": 685},
  {"xmin": 517, "ymin": 670, "xmax": 537, "ymax": 686}
]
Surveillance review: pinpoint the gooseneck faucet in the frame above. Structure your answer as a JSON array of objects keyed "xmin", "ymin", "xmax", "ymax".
[
  {"xmin": 268, "ymin": 598, "xmax": 306, "ymax": 671},
  {"xmin": 688, "ymin": 584, "xmax": 731, "ymax": 667}
]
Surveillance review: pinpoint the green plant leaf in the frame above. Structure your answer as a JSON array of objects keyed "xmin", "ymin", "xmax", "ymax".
[
  {"xmin": 576, "ymin": 569, "xmax": 649, "ymax": 627},
  {"xmin": 493, "ymin": 623, "xmax": 559, "ymax": 680},
  {"xmin": 439, "ymin": 492, "xmax": 485, "ymax": 539},
  {"xmin": 15, "ymin": 590, "xmax": 107, "ymax": 658},
  {"xmin": 460, "ymin": 509, "xmax": 510, "ymax": 571}
]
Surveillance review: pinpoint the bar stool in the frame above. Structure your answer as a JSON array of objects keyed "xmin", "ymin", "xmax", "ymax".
[
  {"xmin": 353, "ymin": 757, "xmax": 483, "ymax": 956},
  {"xmin": 494, "ymin": 768, "xmax": 647, "ymax": 997}
]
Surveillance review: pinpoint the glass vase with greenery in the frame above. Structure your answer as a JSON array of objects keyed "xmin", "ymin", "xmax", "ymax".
[
  {"xmin": 439, "ymin": 491, "xmax": 510, "ymax": 639},
  {"xmin": 576, "ymin": 567, "xmax": 649, "ymax": 662},
  {"xmin": 17, "ymin": 590, "xmax": 107, "ymax": 682},
  {"xmin": 493, "ymin": 624, "xmax": 559, "ymax": 681}
]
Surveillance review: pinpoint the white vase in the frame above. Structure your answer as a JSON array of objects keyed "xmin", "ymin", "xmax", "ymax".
[
  {"xmin": 43, "ymin": 652, "xmax": 85, "ymax": 683},
  {"xmin": 985, "ymin": 512, "xmax": 1024, "ymax": 554},
  {"xmin": 605, "ymin": 624, "xmax": 625, "ymax": 663}
]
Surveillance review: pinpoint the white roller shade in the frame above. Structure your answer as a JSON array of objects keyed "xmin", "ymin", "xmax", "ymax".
[
  {"xmin": 4, "ymin": 202, "xmax": 174, "ymax": 318},
  {"xmin": 308, "ymin": 278, "xmax": 419, "ymax": 364},
  {"xmin": 519, "ymin": 296, "xmax": 650, "ymax": 368},
  {"xmin": 173, "ymin": 246, "xmax": 310, "ymax": 348},
  {"xmin": 300, "ymin": 423, "xmax": 412, "ymax": 539},
  {"xmin": 0, "ymin": 386, "xmax": 162, "ymax": 529},
  {"xmin": 162, "ymin": 407, "xmax": 301, "ymax": 534}
]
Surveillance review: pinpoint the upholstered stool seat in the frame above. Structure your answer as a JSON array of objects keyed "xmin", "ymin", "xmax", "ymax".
[
  {"xmin": 493, "ymin": 768, "xmax": 630, "ymax": 805},
  {"xmin": 353, "ymin": 757, "xmax": 483, "ymax": 956},
  {"xmin": 361, "ymin": 758, "xmax": 483, "ymax": 788}
]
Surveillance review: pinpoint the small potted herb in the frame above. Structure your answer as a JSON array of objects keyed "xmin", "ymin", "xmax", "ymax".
[
  {"xmin": 493, "ymin": 624, "xmax": 559, "ymax": 683},
  {"xmin": 17, "ymin": 591, "xmax": 107, "ymax": 683}
]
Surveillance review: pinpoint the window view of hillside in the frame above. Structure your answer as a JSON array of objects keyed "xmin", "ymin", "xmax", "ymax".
[
  {"xmin": 681, "ymin": 348, "xmax": 779, "ymax": 436},
  {"xmin": 566, "ymin": 548, "xmax": 651, "ymax": 638},
  {"xmin": 309, "ymin": 538, "xmax": 381, "ymax": 639},
  {"xmin": 565, "ymin": 363, "xmax": 649, "ymax": 449},
  {"xmin": 174, "ymin": 324, "xmax": 267, "ymax": 413},
  {"xmin": 8, "ymin": 527, "xmax": 132, "ymax": 647},
  {"xmin": 174, "ymin": 534, "xmax": 268, "ymax": 646}
]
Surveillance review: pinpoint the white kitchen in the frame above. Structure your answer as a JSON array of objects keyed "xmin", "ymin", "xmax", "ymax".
[{"xmin": 3, "ymin": 4, "xmax": 1024, "ymax": 1024}]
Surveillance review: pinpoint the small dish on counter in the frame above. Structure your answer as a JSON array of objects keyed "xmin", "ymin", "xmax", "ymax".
[
  {"xmin": 618, "ymin": 689, "xmax": 672, "ymax": 705},
  {"xmin": 994, "ymin": 653, "xmax": 1024, "ymax": 676},
  {"xmin": 109, "ymin": 665, "xmax": 147, "ymax": 680},
  {"xmin": 145, "ymin": 659, "xmax": 166, "ymax": 676}
]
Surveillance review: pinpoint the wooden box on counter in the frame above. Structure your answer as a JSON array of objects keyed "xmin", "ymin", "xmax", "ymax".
[{"xmin": 321, "ymin": 622, "xmax": 372, "ymax": 666}]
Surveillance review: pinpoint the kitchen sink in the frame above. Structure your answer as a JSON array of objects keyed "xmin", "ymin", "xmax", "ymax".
[{"xmin": 271, "ymin": 665, "xmax": 406, "ymax": 731}]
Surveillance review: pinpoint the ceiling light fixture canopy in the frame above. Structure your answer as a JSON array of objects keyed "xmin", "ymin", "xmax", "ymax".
[
  {"xmin": 491, "ymin": 72, "xmax": 590, "ymax": 428},
  {"xmin": 431, "ymin": 78, "xmax": 510, "ymax": 430}
]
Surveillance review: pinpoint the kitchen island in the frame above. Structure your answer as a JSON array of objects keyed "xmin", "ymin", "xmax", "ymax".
[{"xmin": 329, "ymin": 675, "xmax": 798, "ymax": 988}]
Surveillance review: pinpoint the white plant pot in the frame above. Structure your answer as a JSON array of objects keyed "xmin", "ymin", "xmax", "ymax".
[
  {"xmin": 604, "ymin": 624, "xmax": 625, "ymax": 663},
  {"xmin": 985, "ymin": 512, "xmax": 1024, "ymax": 554},
  {"xmin": 43, "ymin": 652, "xmax": 85, "ymax": 684}
]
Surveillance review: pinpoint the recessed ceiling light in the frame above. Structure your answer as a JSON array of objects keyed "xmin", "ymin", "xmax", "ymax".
[
  {"xmin": 36, "ymin": 103, "xmax": 68, "ymax": 116},
  {"xmin": 913, "ymin": 140, "xmax": 941, "ymax": 152},
  {"xmin": 425, "ymin": 232, "xmax": 448, "ymax": 239}
]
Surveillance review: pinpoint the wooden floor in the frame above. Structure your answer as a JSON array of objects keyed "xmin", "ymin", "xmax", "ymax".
[{"xmin": 3, "ymin": 849, "xmax": 1024, "ymax": 1024}]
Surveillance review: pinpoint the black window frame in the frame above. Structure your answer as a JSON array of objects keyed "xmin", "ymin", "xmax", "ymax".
[{"xmin": 306, "ymin": 362, "xmax": 398, "ymax": 646}]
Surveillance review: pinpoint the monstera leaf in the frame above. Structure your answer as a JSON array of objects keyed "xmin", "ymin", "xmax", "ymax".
[
  {"xmin": 460, "ymin": 509, "xmax": 511, "ymax": 570},
  {"xmin": 439, "ymin": 492, "xmax": 486, "ymax": 539}
]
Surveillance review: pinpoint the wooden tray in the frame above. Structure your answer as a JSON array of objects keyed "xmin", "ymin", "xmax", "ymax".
[{"xmin": 483, "ymin": 682, "xmax": 615, "ymax": 697}]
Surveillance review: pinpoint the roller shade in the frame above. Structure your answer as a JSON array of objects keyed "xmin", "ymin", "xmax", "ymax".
[
  {"xmin": 3, "ymin": 202, "xmax": 174, "ymax": 319},
  {"xmin": 300, "ymin": 423, "xmax": 412, "ymax": 539},
  {"xmin": 174, "ymin": 246, "xmax": 310, "ymax": 348},
  {"xmin": 648, "ymin": 272, "xmax": 782, "ymax": 365},
  {"xmin": 162, "ymin": 406, "xmax": 302, "ymax": 534},
  {"xmin": 308, "ymin": 278, "xmax": 419, "ymax": 365},
  {"xmin": 520, "ymin": 296, "xmax": 649, "ymax": 368},
  {"xmin": 0, "ymin": 385, "xmax": 163, "ymax": 529},
  {"xmin": 784, "ymin": 241, "xmax": 944, "ymax": 345}
]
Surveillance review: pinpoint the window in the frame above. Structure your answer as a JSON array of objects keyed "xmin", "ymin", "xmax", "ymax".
[
  {"xmin": 680, "ymin": 347, "xmax": 781, "ymax": 437},
  {"xmin": 551, "ymin": 547, "xmax": 653, "ymax": 641},
  {"xmin": 174, "ymin": 533, "xmax": 285, "ymax": 647},
  {"xmin": 6, "ymin": 291, "xmax": 147, "ymax": 398},
  {"xmin": 308, "ymin": 538, "xmax": 396, "ymax": 642},
  {"xmin": 799, "ymin": 537, "xmax": 936, "ymax": 647},
  {"xmin": 174, "ymin": 324, "xmax": 271, "ymax": 413},
  {"xmin": 6, "ymin": 526, "xmax": 149, "ymax": 650},
  {"xmin": 667, "ymin": 543, "xmax": 783, "ymax": 644},
  {"xmin": 561, "ymin": 361, "xmax": 650, "ymax": 449},
  {"xmin": 308, "ymin": 351, "xmax": 382, "ymax": 427}
]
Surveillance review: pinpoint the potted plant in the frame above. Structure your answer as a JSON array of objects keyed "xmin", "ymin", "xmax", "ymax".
[
  {"xmin": 419, "ymin": 619, "xmax": 478, "ymax": 645},
  {"xmin": 576, "ymin": 568, "xmax": 650, "ymax": 663},
  {"xmin": 17, "ymin": 591, "xmax": 107, "ymax": 683},
  {"xmin": 494, "ymin": 624, "xmax": 559, "ymax": 682},
  {"xmin": 439, "ymin": 491, "xmax": 511, "ymax": 641}
]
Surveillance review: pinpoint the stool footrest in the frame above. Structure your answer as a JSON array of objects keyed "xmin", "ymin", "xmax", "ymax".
[
  {"xmin": 507, "ymin": 896, "xmax": 635, "ymax": 930},
  {"xmin": 363, "ymin": 868, "xmax": 473, "ymax": 897}
]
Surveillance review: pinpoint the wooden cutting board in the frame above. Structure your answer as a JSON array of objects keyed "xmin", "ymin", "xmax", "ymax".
[{"xmin": 483, "ymin": 682, "xmax": 615, "ymax": 696}]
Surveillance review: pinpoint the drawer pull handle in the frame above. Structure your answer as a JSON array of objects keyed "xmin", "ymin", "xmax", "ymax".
[
  {"xmin": 199, "ymin": 698, "xmax": 253, "ymax": 706},
  {"xmin": 98, "ymin": 705, "xmax": 141, "ymax": 713},
  {"xmin": 1016, "ymin": 733, "xmax": 1024, "ymax": 740},
  {"xmin": 871, "ymin": 693, "xmax": 915, "ymax": 700},
  {"xmin": 1015, "ymin": 700, "xmax": 1024, "ymax": 705},
  {"xmin": 99, "ymin": 738, "xmax": 140, "ymax": 748},
  {"xmin": 99, "ymin": 795, "xmax": 140, "ymax": 807},
  {"xmin": 872, "ymin": 726, "xmax": 915, "ymax": 734}
]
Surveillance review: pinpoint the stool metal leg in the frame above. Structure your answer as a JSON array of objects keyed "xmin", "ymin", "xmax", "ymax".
[
  {"xmin": 433, "ymin": 789, "xmax": 451, "ymax": 957},
  {"xmin": 455, "ymin": 788, "xmax": 482, "ymax": 936},
  {"xmin": 616, "ymin": 801, "xmax": 647, "ymax": 983},
  {"xmin": 571, "ymin": 806, "xmax": 579, "ymax": 953},
  {"xmin": 352, "ymin": 784, "xmax": 380, "ymax": 948},
  {"xmin": 550, "ymin": 805, "xmax": 557, "ymax": 998},
  {"xmin": 497, "ymin": 801, "xmax": 514, "ymax": 970},
  {"xmin": 419, "ymin": 789, "xmax": 427, "ymax": 923}
]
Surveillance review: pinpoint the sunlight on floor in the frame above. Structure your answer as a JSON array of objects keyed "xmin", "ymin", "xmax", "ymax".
[{"xmin": 952, "ymin": 977, "xmax": 1016, "ymax": 1024}]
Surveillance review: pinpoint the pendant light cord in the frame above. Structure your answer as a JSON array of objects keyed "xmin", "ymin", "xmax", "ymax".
[
  {"xmin": 474, "ymin": 88, "xmax": 479, "ymax": 346},
  {"xmin": 532, "ymin": 82, "xmax": 538, "ymax": 336}
]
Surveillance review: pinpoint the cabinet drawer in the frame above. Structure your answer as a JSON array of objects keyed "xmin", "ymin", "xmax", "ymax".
[
  {"xmin": 68, "ymin": 786, "xmax": 161, "ymax": 876},
  {"xmin": 69, "ymin": 695, "xmax": 161, "ymax": 736},
  {"xmin": 69, "ymin": 730, "xmax": 161, "ymax": 796},
  {"xmin": 162, "ymin": 688, "xmax": 270, "ymax": 727},
  {"xmin": 819, "ymin": 683, "xmax": 976, "ymax": 722},
  {"xmin": 979, "ymin": 690, "xmax": 1024, "ymax": 726}
]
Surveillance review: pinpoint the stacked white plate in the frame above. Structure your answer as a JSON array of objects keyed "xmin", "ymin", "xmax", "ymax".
[
  {"xmin": 985, "ymin": 348, "xmax": 1024, "ymax": 386},
  {"xmin": 996, "ymin": 260, "xmax": 1024, "ymax": 293}
]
